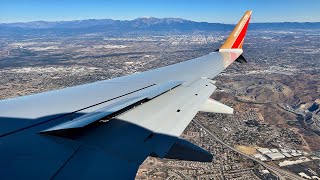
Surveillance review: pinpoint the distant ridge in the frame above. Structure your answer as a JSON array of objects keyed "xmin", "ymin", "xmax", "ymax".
[
  {"xmin": 0, "ymin": 17, "xmax": 229, "ymax": 30},
  {"xmin": 1, "ymin": 18, "xmax": 320, "ymax": 29},
  {"xmin": 1, "ymin": 18, "xmax": 319, "ymax": 37}
]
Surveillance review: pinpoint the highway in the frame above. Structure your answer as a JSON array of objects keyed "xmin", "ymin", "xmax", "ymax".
[{"xmin": 193, "ymin": 120, "xmax": 305, "ymax": 180}]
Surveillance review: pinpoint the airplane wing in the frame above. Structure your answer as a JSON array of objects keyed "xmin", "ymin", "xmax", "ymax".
[{"xmin": 0, "ymin": 11, "xmax": 252, "ymax": 179}]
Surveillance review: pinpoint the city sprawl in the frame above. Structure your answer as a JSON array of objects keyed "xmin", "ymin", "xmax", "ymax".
[{"xmin": 0, "ymin": 24, "xmax": 320, "ymax": 179}]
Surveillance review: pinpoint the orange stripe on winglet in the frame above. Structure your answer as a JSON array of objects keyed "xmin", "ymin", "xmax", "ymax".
[
  {"xmin": 220, "ymin": 11, "xmax": 252, "ymax": 50},
  {"xmin": 231, "ymin": 17, "xmax": 250, "ymax": 48}
]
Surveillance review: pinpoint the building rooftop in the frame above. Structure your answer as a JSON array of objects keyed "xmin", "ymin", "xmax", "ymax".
[
  {"xmin": 270, "ymin": 149, "xmax": 279, "ymax": 153},
  {"xmin": 257, "ymin": 148, "xmax": 271, "ymax": 154},
  {"xmin": 265, "ymin": 152, "xmax": 285, "ymax": 160},
  {"xmin": 282, "ymin": 152, "xmax": 292, "ymax": 158},
  {"xmin": 253, "ymin": 153, "xmax": 267, "ymax": 161}
]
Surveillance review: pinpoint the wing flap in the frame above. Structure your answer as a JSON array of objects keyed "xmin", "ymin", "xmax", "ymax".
[
  {"xmin": 41, "ymin": 96, "xmax": 147, "ymax": 133},
  {"xmin": 116, "ymin": 78, "xmax": 216, "ymax": 137},
  {"xmin": 41, "ymin": 81, "xmax": 183, "ymax": 135},
  {"xmin": 39, "ymin": 78, "xmax": 216, "ymax": 164}
]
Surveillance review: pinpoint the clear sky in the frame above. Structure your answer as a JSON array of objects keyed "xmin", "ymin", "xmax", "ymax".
[{"xmin": 1, "ymin": 0, "xmax": 319, "ymax": 23}]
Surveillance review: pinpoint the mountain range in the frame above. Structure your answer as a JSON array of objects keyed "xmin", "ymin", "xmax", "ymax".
[{"xmin": 1, "ymin": 17, "xmax": 320, "ymax": 37}]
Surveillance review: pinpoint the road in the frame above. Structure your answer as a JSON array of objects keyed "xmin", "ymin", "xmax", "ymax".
[{"xmin": 193, "ymin": 120, "xmax": 305, "ymax": 180}]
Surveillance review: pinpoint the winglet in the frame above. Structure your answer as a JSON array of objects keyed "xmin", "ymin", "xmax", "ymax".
[{"xmin": 220, "ymin": 11, "xmax": 252, "ymax": 50}]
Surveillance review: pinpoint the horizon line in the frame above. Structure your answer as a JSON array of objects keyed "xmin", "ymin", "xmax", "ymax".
[{"xmin": 1, "ymin": 17, "xmax": 320, "ymax": 24}]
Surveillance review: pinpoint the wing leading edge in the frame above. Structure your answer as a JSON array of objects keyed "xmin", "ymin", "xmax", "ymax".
[{"xmin": 0, "ymin": 11, "xmax": 252, "ymax": 179}]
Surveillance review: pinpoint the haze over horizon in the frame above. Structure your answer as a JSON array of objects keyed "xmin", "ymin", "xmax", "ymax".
[
  {"xmin": 1, "ymin": 0, "xmax": 320, "ymax": 23},
  {"xmin": 1, "ymin": 16, "xmax": 320, "ymax": 25}
]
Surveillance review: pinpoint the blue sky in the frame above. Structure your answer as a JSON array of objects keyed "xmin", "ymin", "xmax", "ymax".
[{"xmin": 1, "ymin": 0, "xmax": 319, "ymax": 23}]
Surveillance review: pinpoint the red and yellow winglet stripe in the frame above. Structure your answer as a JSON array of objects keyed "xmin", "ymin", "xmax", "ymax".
[{"xmin": 220, "ymin": 11, "xmax": 252, "ymax": 50}]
